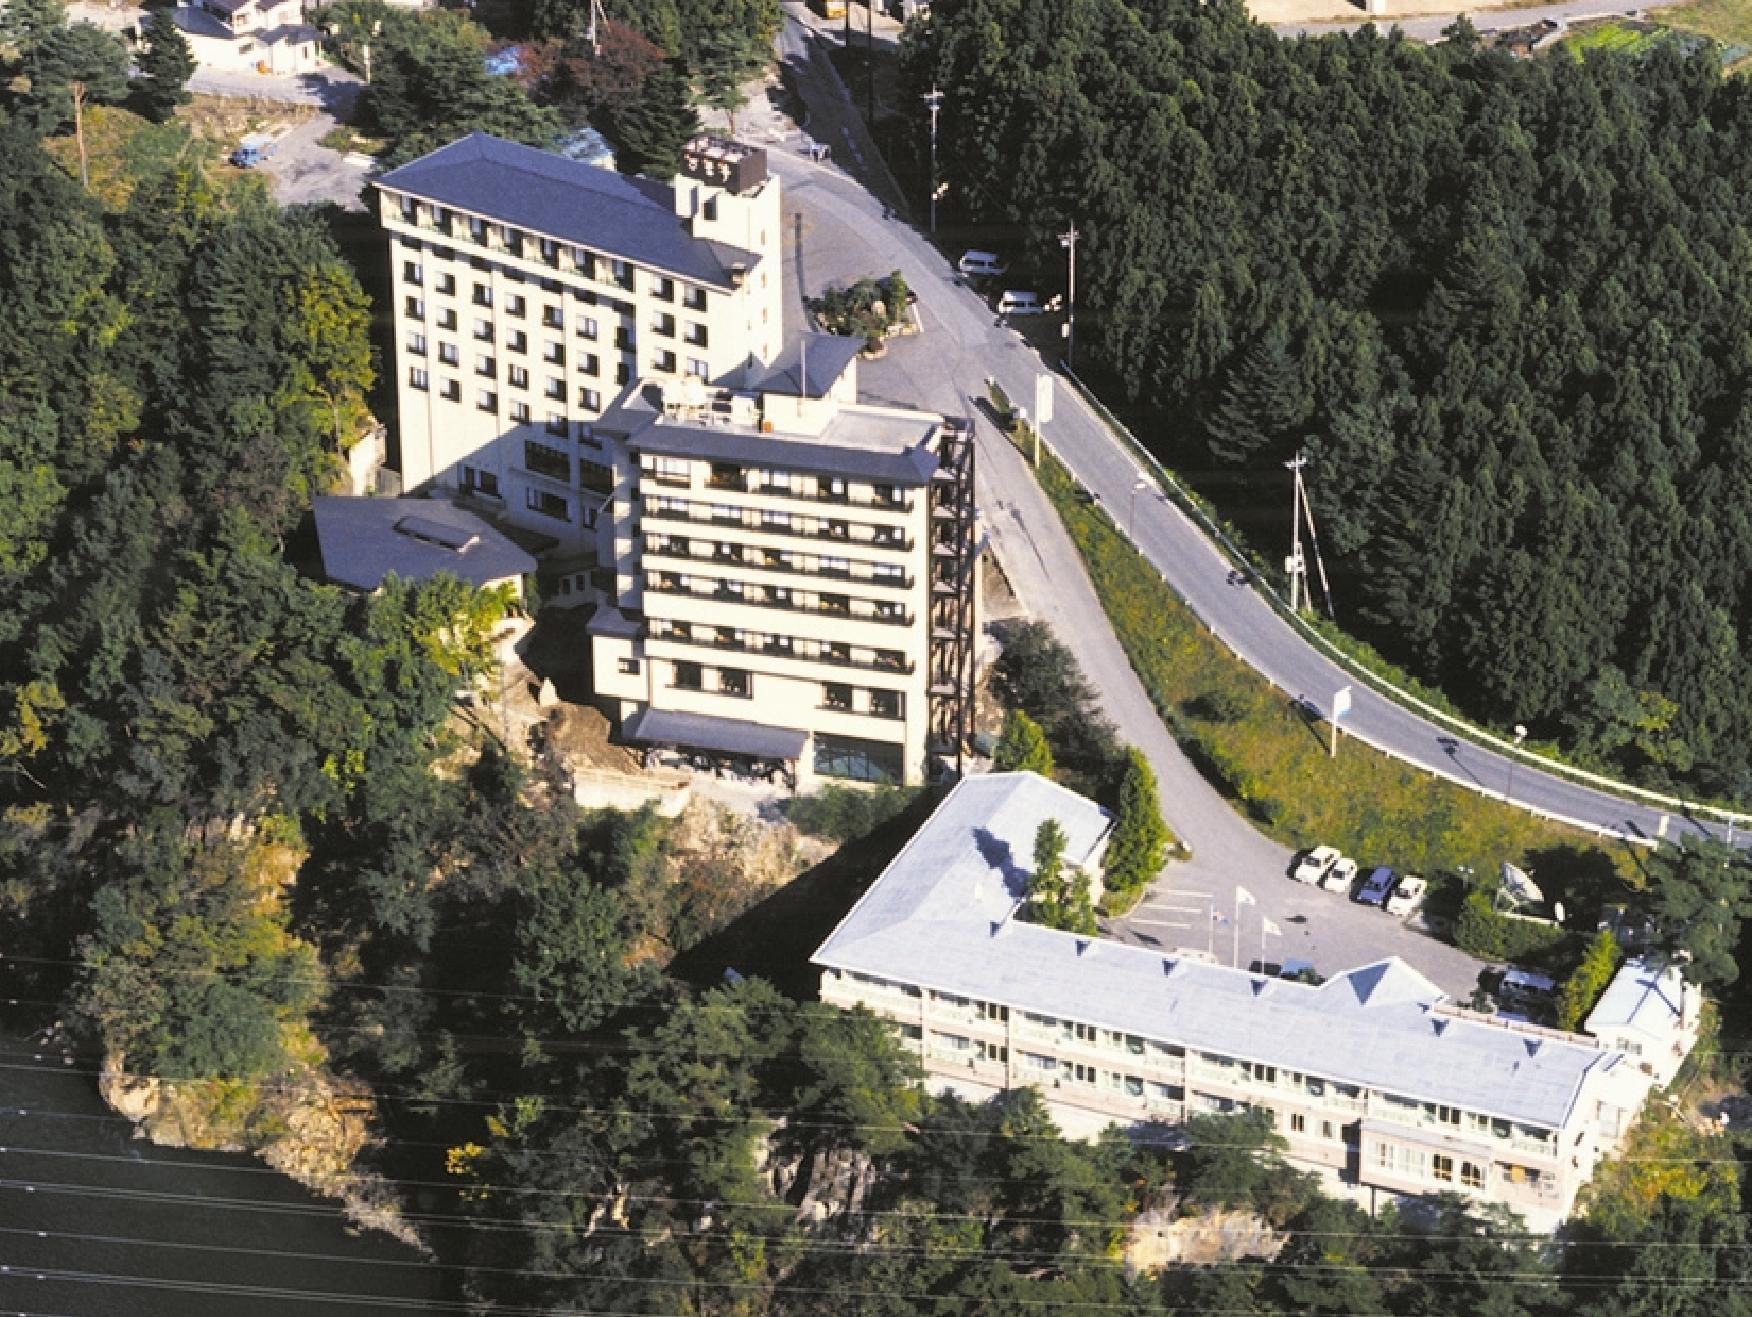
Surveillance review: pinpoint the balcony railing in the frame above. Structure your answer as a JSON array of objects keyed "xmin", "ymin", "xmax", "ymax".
[
  {"xmin": 644, "ymin": 543, "xmax": 914, "ymax": 591},
  {"xmin": 638, "ymin": 496, "xmax": 915, "ymax": 551},
  {"xmin": 644, "ymin": 576, "xmax": 913, "ymax": 627}
]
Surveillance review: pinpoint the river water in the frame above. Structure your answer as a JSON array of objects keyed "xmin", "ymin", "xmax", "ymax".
[{"xmin": 0, "ymin": 1028, "xmax": 444, "ymax": 1316}]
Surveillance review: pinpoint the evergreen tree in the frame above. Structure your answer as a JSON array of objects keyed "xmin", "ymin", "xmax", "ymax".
[
  {"xmin": 993, "ymin": 707, "xmax": 1054, "ymax": 776},
  {"xmin": 1646, "ymin": 838, "xmax": 1752, "ymax": 989},
  {"xmin": 133, "ymin": 9, "xmax": 196, "ymax": 121},
  {"xmin": 1103, "ymin": 746, "xmax": 1171, "ymax": 899},
  {"xmin": 603, "ymin": 55, "xmax": 697, "ymax": 178},
  {"xmin": 24, "ymin": 22, "xmax": 131, "ymax": 186},
  {"xmin": 1203, "ymin": 323, "xmax": 1308, "ymax": 467}
]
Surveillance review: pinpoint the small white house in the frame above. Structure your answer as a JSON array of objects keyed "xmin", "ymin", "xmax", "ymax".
[
  {"xmin": 1584, "ymin": 957, "xmax": 1700, "ymax": 1089},
  {"xmin": 171, "ymin": 0, "xmax": 325, "ymax": 75}
]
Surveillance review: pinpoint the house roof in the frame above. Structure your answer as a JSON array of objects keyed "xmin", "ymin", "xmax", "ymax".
[
  {"xmin": 313, "ymin": 496, "xmax": 535, "ymax": 592},
  {"xmin": 376, "ymin": 133, "xmax": 761, "ymax": 292},
  {"xmin": 623, "ymin": 706, "xmax": 808, "ymax": 762},
  {"xmin": 813, "ymin": 774, "xmax": 1622, "ymax": 1130},
  {"xmin": 1585, "ymin": 957, "xmax": 1688, "ymax": 1043}
]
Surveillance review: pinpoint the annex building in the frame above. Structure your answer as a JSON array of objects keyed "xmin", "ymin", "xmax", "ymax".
[{"xmin": 814, "ymin": 773, "xmax": 1690, "ymax": 1229}]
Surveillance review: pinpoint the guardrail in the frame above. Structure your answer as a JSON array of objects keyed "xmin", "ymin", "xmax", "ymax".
[{"xmin": 1043, "ymin": 367, "xmax": 1752, "ymax": 838}]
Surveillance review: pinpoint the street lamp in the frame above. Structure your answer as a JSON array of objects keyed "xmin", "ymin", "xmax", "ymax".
[
  {"xmin": 1128, "ymin": 477, "xmax": 1148, "ymax": 538},
  {"xmin": 1058, "ymin": 224, "xmax": 1079, "ymax": 371},
  {"xmin": 922, "ymin": 86, "xmax": 943, "ymax": 234},
  {"xmin": 1505, "ymin": 723, "xmax": 1528, "ymax": 806}
]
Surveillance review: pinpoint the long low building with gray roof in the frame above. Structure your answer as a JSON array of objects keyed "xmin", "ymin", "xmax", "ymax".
[{"xmin": 814, "ymin": 772, "xmax": 1676, "ymax": 1229}]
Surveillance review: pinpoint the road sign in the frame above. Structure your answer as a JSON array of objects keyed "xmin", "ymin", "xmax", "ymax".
[
  {"xmin": 1332, "ymin": 686, "xmax": 1352, "ymax": 721},
  {"xmin": 1035, "ymin": 374, "xmax": 1054, "ymax": 426}
]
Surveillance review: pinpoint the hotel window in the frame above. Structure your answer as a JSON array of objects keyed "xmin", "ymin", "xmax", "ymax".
[
  {"xmin": 438, "ymin": 342, "xmax": 459, "ymax": 366},
  {"xmin": 718, "ymin": 668, "xmax": 750, "ymax": 698},
  {"xmin": 1434, "ymin": 1105, "xmax": 1462, "ymax": 1127},
  {"xmin": 469, "ymin": 216, "xmax": 487, "ymax": 243},
  {"xmin": 539, "ymin": 237, "xmax": 559, "ymax": 266},
  {"xmin": 651, "ymin": 311, "xmax": 675, "ymax": 337},
  {"xmin": 1071, "ymin": 1064, "xmax": 1097, "ymax": 1086},
  {"xmin": 653, "ymin": 275, "xmax": 675, "ymax": 301},
  {"xmin": 406, "ymin": 331, "xmax": 427, "ymax": 355},
  {"xmin": 580, "ymin": 387, "xmax": 602, "ymax": 412},
  {"xmin": 439, "ymin": 378, "xmax": 460, "ymax": 401},
  {"xmin": 577, "ymin": 315, "xmax": 599, "ymax": 341},
  {"xmin": 870, "ymin": 690, "xmax": 902, "ymax": 720},
  {"xmin": 399, "ymin": 197, "xmax": 418, "ymax": 223},
  {"xmin": 688, "ymin": 357, "xmax": 710, "ymax": 379},
  {"xmin": 475, "ymin": 354, "xmax": 495, "ymax": 377},
  {"xmin": 402, "ymin": 260, "xmax": 422, "ymax": 285},
  {"xmin": 674, "ymin": 661, "xmax": 702, "ymax": 690},
  {"xmin": 434, "ymin": 272, "xmax": 454, "ymax": 294},
  {"xmin": 461, "ymin": 465, "xmax": 499, "ymax": 497},
  {"xmin": 1433, "ymin": 1154, "xmax": 1455, "ymax": 1183},
  {"xmin": 655, "ymin": 350, "xmax": 677, "ymax": 374},
  {"xmin": 507, "ymin": 329, "xmax": 528, "ymax": 353},
  {"xmin": 615, "ymin": 362, "xmax": 631, "ymax": 386},
  {"xmin": 509, "ymin": 401, "xmax": 530, "ymax": 423},
  {"xmin": 578, "ymin": 352, "xmax": 600, "ymax": 377},
  {"xmin": 617, "ymin": 658, "xmax": 640, "ymax": 675},
  {"xmin": 524, "ymin": 440, "xmax": 569, "ymax": 481},
  {"xmin": 476, "ymin": 389, "xmax": 498, "ymax": 412},
  {"xmin": 543, "ymin": 341, "xmax": 565, "ymax": 365},
  {"xmin": 524, "ymin": 487, "xmax": 567, "ymax": 520},
  {"xmin": 408, "ymin": 366, "xmax": 428, "ymax": 390},
  {"xmin": 542, "ymin": 305, "xmax": 564, "ymax": 329},
  {"xmin": 572, "ymin": 247, "xmax": 595, "ymax": 277},
  {"xmin": 873, "ymin": 562, "xmax": 904, "ymax": 584},
  {"xmin": 404, "ymin": 296, "xmax": 425, "ymax": 318},
  {"xmin": 823, "ymin": 683, "xmax": 852, "ymax": 712},
  {"xmin": 507, "ymin": 294, "xmax": 527, "ymax": 317},
  {"xmin": 684, "ymin": 322, "xmax": 708, "ymax": 347},
  {"xmin": 684, "ymin": 285, "xmax": 707, "ymax": 311},
  {"xmin": 609, "ymin": 258, "xmax": 634, "ymax": 290},
  {"xmin": 473, "ymin": 318, "xmax": 493, "ymax": 342},
  {"xmin": 508, "ymin": 365, "xmax": 529, "ymax": 390},
  {"xmin": 437, "ymin": 308, "xmax": 457, "ymax": 330},
  {"xmin": 1462, "ymin": 1162, "xmax": 1485, "ymax": 1189},
  {"xmin": 545, "ymin": 377, "xmax": 566, "ymax": 400},
  {"xmin": 472, "ymin": 283, "xmax": 492, "ymax": 307},
  {"xmin": 1321, "ymin": 1120, "xmax": 1336, "ymax": 1140},
  {"xmin": 545, "ymin": 412, "xmax": 569, "ymax": 437}
]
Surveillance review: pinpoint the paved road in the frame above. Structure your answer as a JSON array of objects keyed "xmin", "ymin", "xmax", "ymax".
[
  {"xmin": 189, "ymin": 67, "xmax": 363, "ymax": 115},
  {"xmin": 778, "ymin": 6, "xmax": 1745, "ymax": 849},
  {"xmin": 1273, "ymin": 0, "xmax": 1679, "ymax": 39},
  {"xmin": 764, "ymin": 14, "xmax": 1489, "ymax": 996},
  {"xmin": 257, "ymin": 111, "xmax": 372, "ymax": 209}
]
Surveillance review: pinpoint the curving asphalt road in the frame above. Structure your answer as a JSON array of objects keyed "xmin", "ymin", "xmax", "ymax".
[{"xmin": 766, "ymin": 6, "xmax": 1747, "ymax": 856}]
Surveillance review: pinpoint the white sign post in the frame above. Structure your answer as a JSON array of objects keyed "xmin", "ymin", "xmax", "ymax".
[{"xmin": 1329, "ymin": 685, "xmax": 1352, "ymax": 759}]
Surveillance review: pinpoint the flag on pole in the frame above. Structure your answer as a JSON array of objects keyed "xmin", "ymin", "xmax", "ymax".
[
  {"xmin": 1262, "ymin": 917, "xmax": 1282, "ymax": 938},
  {"xmin": 1235, "ymin": 885, "xmax": 1257, "ymax": 907}
]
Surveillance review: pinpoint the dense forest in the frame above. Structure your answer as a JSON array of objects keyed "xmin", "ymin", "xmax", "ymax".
[{"xmin": 905, "ymin": 0, "xmax": 1752, "ymax": 802}]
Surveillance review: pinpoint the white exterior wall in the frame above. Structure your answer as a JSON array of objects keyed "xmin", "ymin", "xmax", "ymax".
[
  {"xmin": 820, "ymin": 969, "xmax": 1645, "ymax": 1230},
  {"xmin": 378, "ymin": 173, "xmax": 783, "ymax": 554},
  {"xmin": 594, "ymin": 441, "xmax": 935, "ymax": 785}
]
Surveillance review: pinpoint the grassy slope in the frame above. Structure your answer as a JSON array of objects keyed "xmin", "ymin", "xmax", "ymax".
[{"xmin": 1031, "ymin": 449, "xmax": 1637, "ymax": 913}]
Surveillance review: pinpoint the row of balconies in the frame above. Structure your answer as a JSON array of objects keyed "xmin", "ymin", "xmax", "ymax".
[
  {"xmin": 639, "ymin": 495, "xmax": 915, "ymax": 552},
  {"xmin": 643, "ymin": 541, "xmax": 915, "ymax": 591},
  {"xmin": 647, "ymin": 625, "xmax": 917, "ymax": 676},
  {"xmin": 645, "ymin": 573, "xmax": 914, "ymax": 627}
]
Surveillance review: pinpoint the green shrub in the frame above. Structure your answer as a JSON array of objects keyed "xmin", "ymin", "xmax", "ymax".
[
  {"xmin": 1556, "ymin": 929, "xmax": 1622, "ymax": 1030},
  {"xmin": 993, "ymin": 707, "xmax": 1055, "ymax": 776},
  {"xmin": 1454, "ymin": 889, "xmax": 1569, "ymax": 963},
  {"xmin": 783, "ymin": 784, "xmax": 919, "ymax": 843}
]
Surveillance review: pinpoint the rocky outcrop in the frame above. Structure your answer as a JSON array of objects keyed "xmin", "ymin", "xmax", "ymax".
[{"xmin": 1126, "ymin": 1201, "xmax": 1285, "ymax": 1270}]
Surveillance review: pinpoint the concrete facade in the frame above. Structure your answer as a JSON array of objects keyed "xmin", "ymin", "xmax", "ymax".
[
  {"xmin": 814, "ymin": 774, "xmax": 1677, "ymax": 1230},
  {"xmin": 376, "ymin": 133, "xmax": 784, "ymax": 554},
  {"xmin": 172, "ymin": 0, "xmax": 323, "ymax": 74}
]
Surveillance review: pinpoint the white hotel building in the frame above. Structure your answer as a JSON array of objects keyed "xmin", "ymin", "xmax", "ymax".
[
  {"xmin": 376, "ymin": 132, "xmax": 784, "ymax": 553},
  {"xmin": 815, "ymin": 773, "xmax": 1692, "ymax": 1229}
]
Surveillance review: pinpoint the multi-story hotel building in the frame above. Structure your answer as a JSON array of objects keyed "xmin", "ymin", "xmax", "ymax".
[
  {"xmin": 375, "ymin": 132, "xmax": 784, "ymax": 552},
  {"xmin": 815, "ymin": 773, "xmax": 1684, "ymax": 1229},
  {"xmin": 587, "ymin": 342, "xmax": 978, "ymax": 787},
  {"xmin": 374, "ymin": 131, "xmax": 978, "ymax": 786}
]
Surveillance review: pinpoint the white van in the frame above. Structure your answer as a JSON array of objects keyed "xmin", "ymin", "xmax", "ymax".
[
  {"xmin": 958, "ymin": 250, "xmax": 1008, "ymax": 279},
  {"xmin": 997, "ymin": 289, "xmax": 1045, "ymax": 316}
]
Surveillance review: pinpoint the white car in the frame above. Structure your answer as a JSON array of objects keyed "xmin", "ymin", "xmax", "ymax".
[
  {"xmin": 957, "ymin": 250, "xmax": 1008, "ymax": 279},
  {"xmin": 1321, "ymin": 856, "xmax": 1358, "ymax": 894},
  {"xmin": 1356, "ymin": 866, "xmax": 1397, "ymax": 907},
  {"xmin": 1384, "ymin": 874, "xmax": 1428, "ymax": 917},
  {"xmin": 1291, "ymin": 845, "xmax": 1340, "ymax": 885}
]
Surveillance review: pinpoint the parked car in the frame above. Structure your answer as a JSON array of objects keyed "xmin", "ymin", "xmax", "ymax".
[
  {"xmin": 997, "ymin": 289, "xmax": 1046, "ymax": 316},
  {"xmin": 1291, "ymin": 845, "xmax": 1340, "ymax": 885},
  {"xmin": 957, "ymin": 249, "xmax": 1008, "ymax": 279},
  {"xmin": 1321, "ymin": 856, "xmax": 1358, "ymax": 894},
  {"xmin": 1384, "ymin": 873, "xmax": 1428, "ymax": 917},
  {"xmin": 1356, "ymin": 865, "xmax": 1397, "ymax": 907}
]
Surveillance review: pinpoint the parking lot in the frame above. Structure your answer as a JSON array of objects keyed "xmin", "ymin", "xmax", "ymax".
[{"xmin": 1109, "ymin": 860, "xmax": 1489, "ymax": 1000}]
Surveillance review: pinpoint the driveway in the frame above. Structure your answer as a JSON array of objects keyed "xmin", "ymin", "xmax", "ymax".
[{"xmin": 256, "ymin": 112, "xmax": 373, "ymax": 209}]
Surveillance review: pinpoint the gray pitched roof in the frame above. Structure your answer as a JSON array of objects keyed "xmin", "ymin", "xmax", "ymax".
[
  {"xmin": 813, "ymin": 773, "xmax": 1622, "ymax": 1130},
  {"xmin": 749, "ymin": 334, "xmax": 864, "ymax": 400},
  {"xmin": 376, "ymin": 133, "xmax": 760, "ymax": 291},
  {"xmin": 313, "ymin": 496, "xmax": 535, "ymax": 592}
]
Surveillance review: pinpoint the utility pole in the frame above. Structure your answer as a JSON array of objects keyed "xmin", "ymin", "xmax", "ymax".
[
  {"xmin": 923, "ymin": 85, "xmax": 943, "ymax": 233},
  {"xmin": 1284, "ymin": 451, "xmax": 1309, "ymax": 613},
  {"xmin": 1058, "ymin": 224, "xmax": 1080, "ymax": 370}
]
